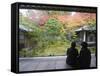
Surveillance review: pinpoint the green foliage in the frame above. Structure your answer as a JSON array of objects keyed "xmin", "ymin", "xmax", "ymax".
[
  {"xmin": 19, "ymin": 17, "xmax": 69, "ymax": 57},
  {"xmin": 71, "ymin": 32, "xmax": 78, "ymax": 42},
  {"xmin": 19, "ymin": 14, "xmax": 37, "ymax": 29},
  {"xmin": 89, "ymin": 47, "xmax": 96, "ymax": 53},
  {"xmin": 86, "ymin": 18, "xmax": 96, "ymax": 26},
  {"xmin": 19, "ymin": 49, "xmax": 33, "ymax": 57},
  {"xmin": 44, "ymin": 18, "xmax": 65, "ymax": 36},
  {"xmin": 19, "ymin": 12, "xmax": 96, "ymax": 57}
]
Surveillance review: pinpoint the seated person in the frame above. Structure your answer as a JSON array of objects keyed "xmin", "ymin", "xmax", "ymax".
[
  {"xmin": 66, "ymin": 42, "xmax": 79, "ymax": 67},
  {"xmin": 79, "ymin": 42, "xmax": 91, "ymax": 68}
]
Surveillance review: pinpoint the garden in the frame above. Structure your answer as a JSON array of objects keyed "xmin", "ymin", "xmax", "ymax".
[{"xmin": 19, "ymin": 10, "xmax": 96, "ymax": 57}]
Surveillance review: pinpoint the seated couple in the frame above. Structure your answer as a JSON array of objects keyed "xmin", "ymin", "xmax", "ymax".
[{"xmin": 66, "ymin": 42, "xmax": 91, "ymax": 69}]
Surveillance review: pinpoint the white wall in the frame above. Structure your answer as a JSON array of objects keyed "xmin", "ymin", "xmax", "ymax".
[{"xmin": 0, "ymin": 0, "xmax": 99, "ymax": 76}]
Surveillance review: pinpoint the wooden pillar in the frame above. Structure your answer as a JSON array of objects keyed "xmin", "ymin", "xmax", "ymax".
[{"xmin": 83, "ymin": 31, "xmax": 86, "ymax": 42}]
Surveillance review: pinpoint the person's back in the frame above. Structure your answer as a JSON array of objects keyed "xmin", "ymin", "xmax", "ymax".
[
  {"xmin": 79, "ymin": 42, "xmax": 91, "ymax": 68},
  {"xmin": 66, "ymin": 42, "xmax": 78, "ymax": 67}
]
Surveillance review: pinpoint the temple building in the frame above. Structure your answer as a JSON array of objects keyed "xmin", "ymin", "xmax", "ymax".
[
  {"xmin": 75, "ymin": 25, "xmax": 96, "ymax": 46},
  {"xmin": 19, "ymin": 25, "xmax": 32, "ymax": 51}
]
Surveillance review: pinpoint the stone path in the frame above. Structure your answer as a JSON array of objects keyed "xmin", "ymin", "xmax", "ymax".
[{"xmin": 19, "ymin": 54, "xmax": 96, "ymax": 71}]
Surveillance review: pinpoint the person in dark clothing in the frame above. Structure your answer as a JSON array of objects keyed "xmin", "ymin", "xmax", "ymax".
[
  {"xmin": 79, "ymin": 42, "xmax": 91, "ymax": 68},
  {"xmin": 66, "ymin": 42, "xmax": 79, "ymax": 67}
]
